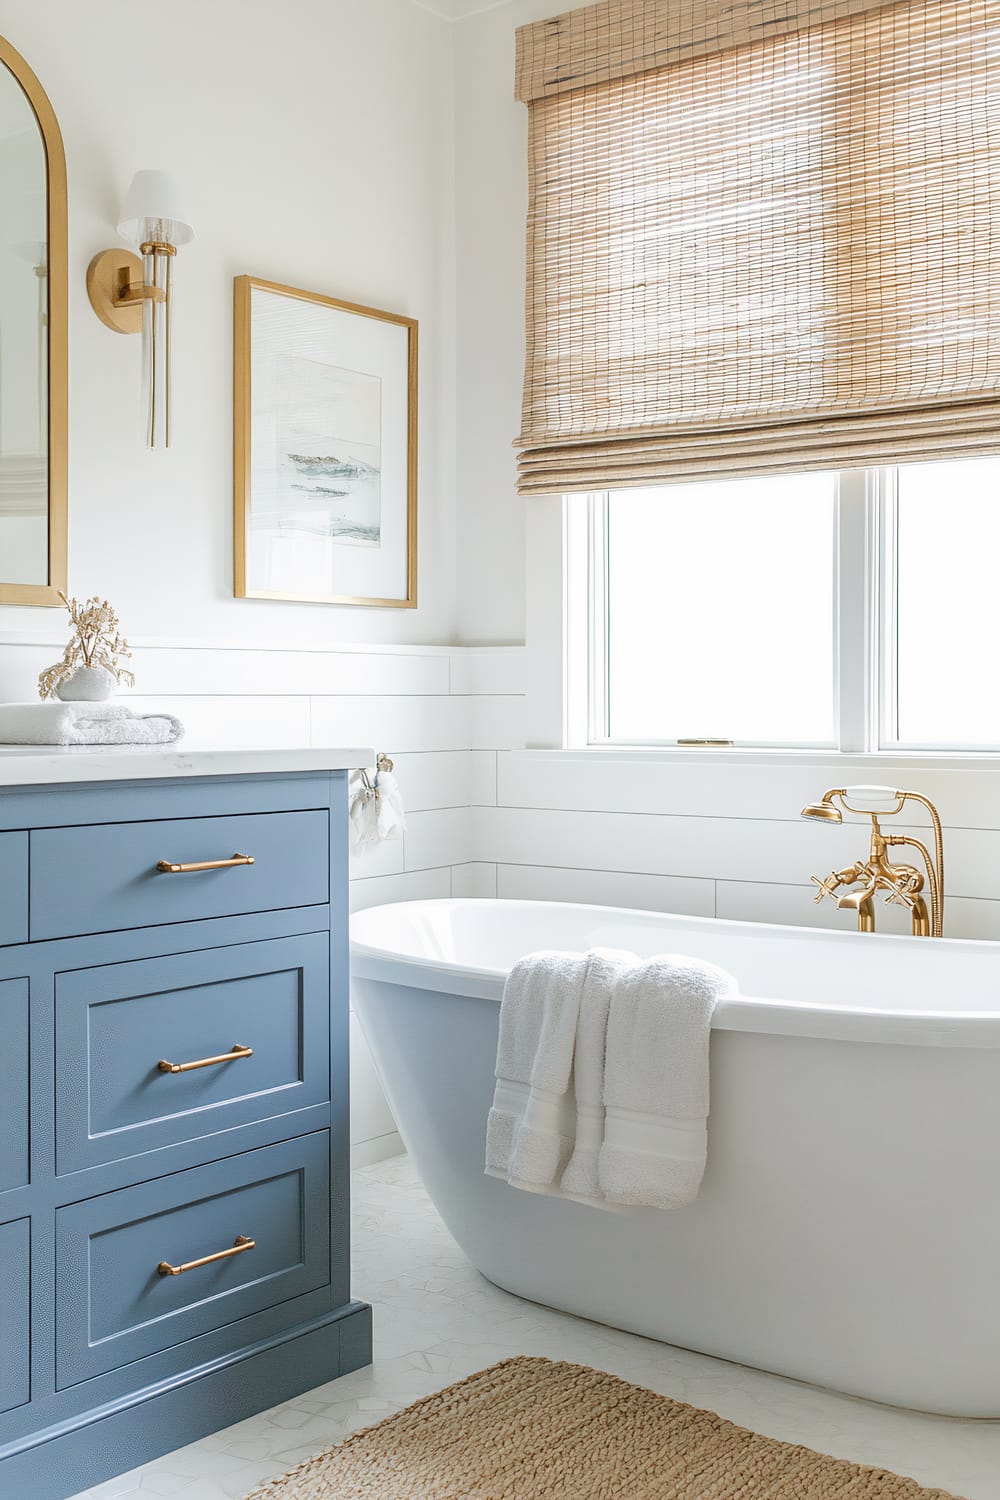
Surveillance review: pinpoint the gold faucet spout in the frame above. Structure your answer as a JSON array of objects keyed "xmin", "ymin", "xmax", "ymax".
[{"xmin": 837, "ymin": 885, "xmax": 876, "ymax": 912}]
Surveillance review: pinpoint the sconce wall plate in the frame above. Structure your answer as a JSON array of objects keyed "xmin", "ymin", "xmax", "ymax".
[
  {"xmin": 87, "ymin": 248, "xmax": 166, "ymax": 334},
  {"xmin": 87, "ymin": 249, "xmax": 143, "ymax": 334}
]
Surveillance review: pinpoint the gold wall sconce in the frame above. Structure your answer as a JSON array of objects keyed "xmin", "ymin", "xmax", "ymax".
[{"xmin": 86, "ymin": 170, "xmax": 193, "ymax": 448}]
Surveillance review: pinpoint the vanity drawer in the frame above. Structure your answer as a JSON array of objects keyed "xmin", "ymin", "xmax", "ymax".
[
  {"xmin": 56, "ymin": 1131, "xmax": 331, "ymax": 1387},
  {"xmin": 30, "ymin": 809, "xmax": 329, "ymax": 939},
  {"xmin": 55, "ymin": 934, "xmax": 331, "ymax": 1174},
  {"xmin": 0, "ymin": 979, "xmax": 28, "ymax": 1193},
  {"xmin": 0, "ymin": 831, "xmax": 27, "ymax": 945},
  {"xmin": 0, "ymin": 1218, "xmax": 30, "ymax": 1414}
]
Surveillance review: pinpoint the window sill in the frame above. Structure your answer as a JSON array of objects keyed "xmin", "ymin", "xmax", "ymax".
[{"xmin": 515, "ymin": 745, "xmax": 1000, "ymax": 773}]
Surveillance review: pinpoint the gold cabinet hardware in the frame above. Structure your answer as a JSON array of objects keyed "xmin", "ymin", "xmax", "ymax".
[
  {"xmin": 156, "ymin": 852, "xmax": 254, "ymax": 874},
  {"xmin": 157, "ymin": 1234, "xmax": 255, "ymax": 1277},
  {"xmin": 676, "ymin": 739, "xmax": 734, "ymax": 747},
  {"xmin": 157, "ymin": 1043, "xmax": 253, "ymax": 1074}
]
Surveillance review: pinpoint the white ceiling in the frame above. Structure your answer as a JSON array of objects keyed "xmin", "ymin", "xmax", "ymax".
[{"xmin": 409, "ymin": 0, "xmax": 516, "ymax": 20}]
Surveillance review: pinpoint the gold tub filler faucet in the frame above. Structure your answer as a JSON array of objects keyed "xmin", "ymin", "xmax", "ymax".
[{"xmin": 801, "ymin": 786, "xmax": 945, "ymax": 938}]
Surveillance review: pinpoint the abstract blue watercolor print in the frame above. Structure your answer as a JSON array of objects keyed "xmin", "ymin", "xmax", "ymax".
[{"xmin": 276, "ymin": 353, "xmax": 382, "ymax": 548}]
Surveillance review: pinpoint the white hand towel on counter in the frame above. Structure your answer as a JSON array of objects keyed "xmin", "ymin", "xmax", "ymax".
[
  {"xmin": 0, "ymin": 701, "xmax": 184, "ymax": 746},
  {"xmin": 559, "ymin": 948, "xmax": 635, "ymax": 1211},
  {"xmin": 485, "ymin": 950, "xmax": 590, "ymax": 1193},
  {"xmin": 599, "ymin": 955, "xmax": 736, "ymax": 1211}
]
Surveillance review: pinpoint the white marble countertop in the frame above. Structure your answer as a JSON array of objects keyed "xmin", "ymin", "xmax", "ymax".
[{"xmin": 0, "ymin": 745, "xmax": 374, "ymax": 788}]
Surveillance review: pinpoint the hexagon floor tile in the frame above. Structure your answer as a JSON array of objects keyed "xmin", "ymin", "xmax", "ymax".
[{"xmin": 68, "ymin": 1154, "xmax": 1000, "ymax": 1500}]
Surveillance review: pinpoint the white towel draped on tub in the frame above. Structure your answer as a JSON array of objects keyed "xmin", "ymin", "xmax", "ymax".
[
  {"xmin": 559, "ymin": 948, "xmax": 635, "ymax": 1209},
  {"xmin": 599, "ymin": 955, "xmax": 737, "ymax": 1211},
  {"xmin": 0, "ymin": 701, "xmax": 184, "ymax": 746},
  {"xmin": 487, "ymin": 948, "xmax": 737, "ymax": 1212},
  {"xmin": 485, "ymin": 950, "xmax": 590, "ymax": 1193}
]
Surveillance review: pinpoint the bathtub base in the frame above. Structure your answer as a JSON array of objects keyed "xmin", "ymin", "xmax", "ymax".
[{"xmin": 353, "ymin": 969, "xmax": 1000, "ymax": 1418}]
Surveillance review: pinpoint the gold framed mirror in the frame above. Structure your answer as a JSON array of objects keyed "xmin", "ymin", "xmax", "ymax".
[{"xmin": 0, "ymin": 34, "xmax": 67, "ymax": 607}]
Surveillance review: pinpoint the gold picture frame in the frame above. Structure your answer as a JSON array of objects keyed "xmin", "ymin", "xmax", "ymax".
[
  {"xmin": 0, "ymin": 33, "xmax": 68, "ymax": 608},
  {"xmin": 233, "ymin": 275, "xmax": 417, "ymax": 608}
]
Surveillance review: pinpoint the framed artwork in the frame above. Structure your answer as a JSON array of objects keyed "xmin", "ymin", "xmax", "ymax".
[{"xmin": 234, "ymin": 275, "xmax": 417, "ymax": 607}]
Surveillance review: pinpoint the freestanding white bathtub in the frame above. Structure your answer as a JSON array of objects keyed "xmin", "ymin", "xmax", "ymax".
[{"xmin": 350, "ymin": 898, "xmax": 1000, "ymax": 1417}]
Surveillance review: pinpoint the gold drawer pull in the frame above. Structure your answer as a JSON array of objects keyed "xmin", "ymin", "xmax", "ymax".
[
  {"xmin": 158, "ymin": 1042, "xmax": 253, "ymax": 1074},
  {"xmin": 157, "ymin": 1234, "xmax": 255, "ymax": 1277},
  {"xmin": 156, "ymin": 852, "xmax": 254, "ymax": 874}
]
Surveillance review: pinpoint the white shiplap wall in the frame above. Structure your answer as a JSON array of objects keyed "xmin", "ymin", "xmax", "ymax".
[
  {"xmin": 461, "ymin": 653, "xmax": 1000, "ymax": 944},
  {"xmin": 7, "ymin": 636, "xmax": 1000, "ymax": 1161},
  {"xmin": 0, "ymin": 634, "xmax": 520, "ymax": 1167},
  {"xmin": 480, "ymin": 754, "xmax": 1000, "ymax": 940}
]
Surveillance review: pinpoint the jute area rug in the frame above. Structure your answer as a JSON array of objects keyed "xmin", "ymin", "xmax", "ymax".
[{"xmin": 245, "ymin": 1356, "xmax": 964, "ymax": 1499}]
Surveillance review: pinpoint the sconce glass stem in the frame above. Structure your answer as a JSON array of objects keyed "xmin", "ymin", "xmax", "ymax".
[{"xmin": 139, "ymin": 240, "xmax": 175, "ymax": 449}]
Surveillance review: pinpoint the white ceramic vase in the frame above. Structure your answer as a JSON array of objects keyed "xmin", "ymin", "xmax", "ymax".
[{"xmin": 55, "ymin": 666, "xmax": 116, "ymax": 702}]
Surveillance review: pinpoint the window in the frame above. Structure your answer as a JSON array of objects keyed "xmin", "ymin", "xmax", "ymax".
[
  {"xmin": 888, "ymin": 460, "xmax": 1000, "ymax": 751},
  {"xmin": 576, "ymin": 455, "xmax": 1000, "ymax": 754}
]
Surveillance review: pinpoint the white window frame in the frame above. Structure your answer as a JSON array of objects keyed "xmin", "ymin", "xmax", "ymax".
[{"xmin": 555, "ymin": 467, "xmax": 999, "ymax": 759}]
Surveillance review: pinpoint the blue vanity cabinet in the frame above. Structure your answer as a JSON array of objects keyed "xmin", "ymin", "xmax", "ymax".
[
  {"xmin": 0, "ymin": 831, "xmax": 27, "ymax": 945},
  {"xmin": 54, "ymin": 933, "xmax": 331, "ymax": 1173},
  {"xmin": 0, "ymin": 768, "xmax": 371, "ymax": 1500},
  {"xmin": 55, "ymin": 1131, "xmax": 332, "ymax": 1387},
  {"xmin": 0, "ymin": 977, "xmax": 28, "ymax": 1193},
  {"xmin": 31, "ymin": 807, "xmax": 330, "ymax": 939},
  {"xmin": 0, "ymin": 1217, "xmax": 30, "ymax": 1415}
]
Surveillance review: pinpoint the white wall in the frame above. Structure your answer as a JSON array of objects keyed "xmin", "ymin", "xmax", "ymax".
[
  {"xmin": 476, "ymin": 746, "xmax": 1000, "ymax": 942},
  {"xmin": 0, "ymin": 0, "xmax": 457, "ymax": 646},
  {"xmin": 0, "ymin": 0, "xmax": 462, "ymax": 1165},
  {"xmin": 6, "ymin": 0, "xmax": 1000, "ymax": 1163},
  {"xmin": 453, "ymin": 0, "xmax": 592, "ymax": 645}
]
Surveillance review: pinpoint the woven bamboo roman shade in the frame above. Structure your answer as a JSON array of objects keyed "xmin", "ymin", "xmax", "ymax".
[{"xmin": 514, "ymin": 0, "xmax": 1000, "ymax": 494}]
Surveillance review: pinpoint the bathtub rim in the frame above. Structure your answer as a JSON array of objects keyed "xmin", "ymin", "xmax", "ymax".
[{"xmin": 350, "ymin": 898, "xmax": 1000, "ymax": 1049}]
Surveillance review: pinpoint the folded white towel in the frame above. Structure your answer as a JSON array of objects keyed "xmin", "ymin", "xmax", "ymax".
[
  {"xmin": 485, "ymin": 950, "xmax": 590, "ymax": 1193},
  {"xmin": 599, "ymin": 955, "xmax": 736, "ymax": 1210},
  {"xmin": 0, "ymin": 701, "xmax": 184, "ymax": 746},
  {"xmin": 559, "ymin": 948, "xmax": 635, "ymax": 1211}
]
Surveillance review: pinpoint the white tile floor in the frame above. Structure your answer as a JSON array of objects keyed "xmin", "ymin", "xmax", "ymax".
[{"xmin": 70, "ymin": 1153, "xmax": 1000, "ymax": 1500}]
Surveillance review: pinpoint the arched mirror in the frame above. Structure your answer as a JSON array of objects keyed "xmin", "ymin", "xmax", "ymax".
[{"xmin": 0, "ymin": 35, "xmax": 66, "ymax": 607}]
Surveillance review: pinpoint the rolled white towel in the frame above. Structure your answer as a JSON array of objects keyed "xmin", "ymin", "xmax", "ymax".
[
  {"xmin": 486, "ymin": 950, "xmax": 590, "ymax": 1192},
  {"xmin": 0, "ymin": 701, "xmax": 183, "ymax": 746},
  {"xmin": 598, "ymin": 954, "xmax": 737, "ymax": 1210}
]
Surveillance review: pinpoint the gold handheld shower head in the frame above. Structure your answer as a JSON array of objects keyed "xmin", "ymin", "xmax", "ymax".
[
  {"xmin": 801, "ymin": 800, "xmax": 843, "ymax": 823},
  {"xmin": 801, "ymin": 790, "xmax": 844, "ymax": 823}
]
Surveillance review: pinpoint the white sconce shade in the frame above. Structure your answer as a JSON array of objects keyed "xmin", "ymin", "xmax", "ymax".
[{"xmin": 117, "ymin": 170, "xmax": 194, "ymax": 248}]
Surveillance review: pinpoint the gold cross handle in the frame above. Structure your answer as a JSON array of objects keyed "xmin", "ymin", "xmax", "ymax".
[{"xmin": 810, "ymin": 873, "xmax": 842, "ymax": 906}]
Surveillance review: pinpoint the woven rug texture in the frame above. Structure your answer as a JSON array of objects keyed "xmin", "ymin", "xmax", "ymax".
[{"xmin": 245, "ymin": 1355, "xmax": 964, "ymax": 1499}]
